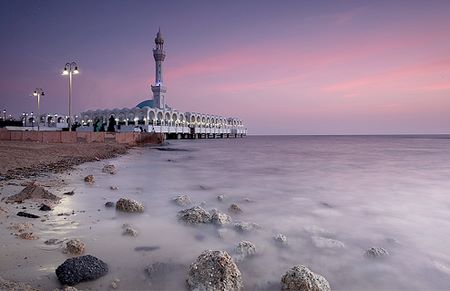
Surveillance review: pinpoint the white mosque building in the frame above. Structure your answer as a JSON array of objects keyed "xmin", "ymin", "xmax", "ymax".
[{"xmin": 79, "ymin": 29, "xmax": 246, "ymax": 139}]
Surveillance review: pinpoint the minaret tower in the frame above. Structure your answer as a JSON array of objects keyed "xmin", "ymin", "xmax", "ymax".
[{"xmin": 151, "ymin": 28, "xmax": 167, "ymax": 109}]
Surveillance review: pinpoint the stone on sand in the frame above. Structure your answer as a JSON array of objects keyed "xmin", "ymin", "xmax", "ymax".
[
  {"xmin": 65, "ymin": 239, "xmax": 86, "ymax": 255},
  {"xmin": 55, "ymin": 255, "xmax": 108, "ymax": 286},
  {"xmin": 281, "ymin": 265, "xmax": 331, "ymax": 291},
  {"xmin": 83, "ymin": 175, "xmax": 94, "ymax": 183},
  {"xmin": 116, "ymin": 198, "xmax": 144, "ymax": 213},
  {"xmin": 187, "ymin": 250, "xmax": 243, "ymax": 291},
  {"xmin": 102, "ymin": 164, "xmax": 117, "ymax": 175}
]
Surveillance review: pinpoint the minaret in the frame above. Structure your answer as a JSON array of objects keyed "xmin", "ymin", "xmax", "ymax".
[{"xmin": 151, "ymin": 28, "xmax": 167, "ymax": 109}]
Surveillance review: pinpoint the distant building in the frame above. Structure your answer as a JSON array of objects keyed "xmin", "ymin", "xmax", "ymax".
[{"xmin": 79, "ymin": 29, "xmax": 246, "ymax": 138}]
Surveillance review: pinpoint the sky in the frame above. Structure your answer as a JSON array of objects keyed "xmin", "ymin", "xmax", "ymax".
[{"xmin": 0, "ymin": 0, "xmax": 449, "ymax": 135}]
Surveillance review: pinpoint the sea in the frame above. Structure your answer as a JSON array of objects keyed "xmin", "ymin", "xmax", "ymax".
[{"xmin": 10, "ymin": 135, "xmax": 450, "ymax": 290}]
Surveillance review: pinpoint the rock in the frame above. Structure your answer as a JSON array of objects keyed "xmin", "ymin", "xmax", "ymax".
[
  {"xmin": 55, "ymin": 255, "xmax": 108, "ymax": 286},
  {"xmin": 187, "ymin": 250, "xmax": 243, "ymax": 291},
  {"xmin": 229, "ymin": 203, "xmax": 243, "ymax": 214},
  {"xmin": 18, "ymin": 232, "xmax": 38, "ymax": 240},
  {"xmin": 234, "ymin": 221, "xmax": 262, "ymax": 233},
  {"xmin": 83, "ymin": 175, "xmax": 94, "ymax": 183},
  {"xmin": 17, "ymin": 211, "xmax": 40, "ymax": 219},
  {"xmin": 172, "ymin": 194, "xmax": 192, "ymax": 207},
  {"xmin": 65, "ymin": 239, "xmax": 86, "ymax": 255},
  {"xmin": 365, "ymin": 247, "xmax": 389, "ymax": 258},
  {"xmin": 311, "ymin": 236, "xmax": 345, "ymax": 249},
  {"xmin": 217, "ymin": 195, "xmax": 225, "ymax": 201},
  {"xmin": 6, "ymin": 182, "xmax": 61, "ymax": 203},
  {"xmin": 110, "ymin": 278, "xmax": 120, "ymax": 289},
  {"xmin": 45, "ymin": 238, "xmax": 63, "ymax": 245},
  {"xmin": 8, "ymin": 222, "xmax": 33, "ymax": 232},
  {"xmin": 274, "ymin": 234, "xmax": 288, "ymax": 246},
  {"xmin": 104, "ymin": 201, "xmax": 115, "ymax": 208},
  {"xmin": 234, "ymin": 241, "xmax": 256, "ymax": 262},
  {"xmin": 39, "ymin": 204, "xmax": 52, "ymax": 211},
  {"xmin": 110, "ymin": 186, "xmax": 119, "ymax": 190},
  {"xmin": 281, "ymin": 265, "xmax": 331, "ymax": 291},
  {"xmin": 177, "ymin": 206, "xmax": 211, "ymax": 224},
  {"xmin": 210, "ymin": 209, "xmax": 232, "ymax": 226},
  {"xmin": 54, "ymin": 287, "xmax": 80, "ymax": 291},
  {"xmin": 64, "ymin": 190, "xmax": 75, "ymax": 196},
  {"xmin": 123, "ymin": 227, "xmax": 138, "ymax": 237},
  {"xmin": 116, "ymin": 198, "xmax": 144, "ymax": 213},
  {"xmin": 102, "ymin": 164, "xmax": 117, "ymax": 175}
]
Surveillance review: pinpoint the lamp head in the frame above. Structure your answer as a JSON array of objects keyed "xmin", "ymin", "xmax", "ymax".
[
  {"xmin": 33, "ymin": 91, "xmax": 37, "ymax": 96},
  {"xmin": 62, "ymin": 68, "xmax": 69, "ymax": 75},
  {"xmin": 73, "ymin": 66, "xmax": 79, "ymax": 74}
]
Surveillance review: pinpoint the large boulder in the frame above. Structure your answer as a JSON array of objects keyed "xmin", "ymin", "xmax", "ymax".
[
  {"xmin": 281, "ymin": 265, "xmax": 331, "ymax": 291},
  {"xmin": 172, "ymin": 194, "xmax": 192, "ymax": 207},
  {"xmin": 187, "ymin": 250, "xmax": 243, "ymax": 291},
  {"xmin": 55, "ymin": 255, "xmax": 108, "ymax": 286},
  {"xmin": 210, "ymin": 209, "xmax": 232, "ymax": 226},
  {"xmin": 116, "ymin": 198, "xmax": 144, "ymax": 213},
  {"xmin": 102, "ymin": 164, "xmax": 117, "ymax": 175},
  {"xmin": 177, "ymin": 206, "xmax": 211, "ymax": 224}
]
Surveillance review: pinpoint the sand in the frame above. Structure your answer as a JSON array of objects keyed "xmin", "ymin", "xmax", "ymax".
[{"xmin": 0, "ymin": 141, "xmax": 129, "ymax": 179}]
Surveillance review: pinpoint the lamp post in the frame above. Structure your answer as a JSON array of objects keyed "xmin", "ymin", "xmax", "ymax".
[
  {"xmin": 62, "ymin": 62, "xmax": 79, "ymax": 131},
  {"xmin": 32, "ymin": 88, "xmax": 44, "ymax": 131}
]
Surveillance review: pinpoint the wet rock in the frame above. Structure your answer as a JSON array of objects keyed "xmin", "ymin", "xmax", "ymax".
[
  {"xmin": 210, "ymin": 209, "xmax": 232, "ymax": 226},
  {"xmin": 6, "ymin": 182, "xmax": 61, "ymax": 203},
  {"xmin": 122, "ymin": 227, "xmax": 138, "ymax": 237},
  {"xmin": 281, "ymin": 265, "xmax": 331, "ymax": 291},
  {"xmin": 187, "ymin": 250, "xmax": 243, "ymax": 291},
  {"xmin": 104, "ymin": 201, "xmax": 115, "ymax": 208},
  {"xmin": 217, "ymin": 195, "xmax": 225, "ymax": 201},
  {"xmin": 17, "ymin": 211, "xmax": 40, "ymax": 219},
  {"xmin": 234, "ymin": 221, "xmax": 262, "ymax": 233},
  {"xmin": 18, "ymin": 232, "xmax": 38, "ymax": 240},
  {"xmin": 83, "ymin": 175, "xmax": 94, "ymax": 183},
  {"xmin": 45, "ymin": 238, "xmax": 63, "ymax": 245},
  {"xmin": 116, "ymin": 198, "xmax": 144, "ymax": 213},
  {"xmin": 65, "ymin": 239, "xmax": 86, "ymax": 255},
  {"xmin": 229, "ymin": 203, "xmax": 243, "ymax": 214},
  {"xmin": 102, "ymin": 164, "xmax": 117, "ymax": 175},
  {"xmin": 172, "ymin": 194, "xmax": 192, "ymax": 207},
  {"xmin": 177, "ymin": 206, "xmax": 211, "ymax": 224},
  {"xmin": 55, "ymin": 255, "xmax": 108, "ymax": 286},
  {"xmin": 274, "ymin": 234, "xmax": 288, "ymax": 247},
  {"xmin": 365, "ymin": 247, "xmax": 389, "ymax": 258},
  {"xmin": 39, "ymin": 204, "xmax": 52, "ymax": 211},
  {"xmin": 110, "ymin": 186, "xmax": 119, "ymax": 191},
  {"xmin": 235, "ymin": 241, "xmax": 257, "ymax": 262},
  {"xmin": 134, "ymin": 246, "xmax": 160, "ymax": 252},
  {"xmin": 311, "ymin": 236, "xmax": 345, "ymax": 249},
  {"xmin": 64, "ymin": 190, "xmax": 75, "ymax": 196}
]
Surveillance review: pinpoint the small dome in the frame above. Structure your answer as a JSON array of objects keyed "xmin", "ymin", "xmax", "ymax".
[{"xmin": 155, "ymin": 28, "xmax": 164, "ymax": 44}]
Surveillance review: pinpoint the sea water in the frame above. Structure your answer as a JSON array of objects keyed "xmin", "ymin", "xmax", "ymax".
[{"xmin": 10, "ymin": 135, "xmax": 450, "ymax": 290}]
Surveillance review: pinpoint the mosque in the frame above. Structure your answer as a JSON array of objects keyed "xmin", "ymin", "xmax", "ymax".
[{"xmin": 79, "ymin": 29, "xmax": 246, "ymax": 139}]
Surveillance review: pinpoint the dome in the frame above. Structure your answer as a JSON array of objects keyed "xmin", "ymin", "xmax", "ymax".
[
  {"xmin": 155, "ymin": 28, "xmax": 164, "ymax": 45},
  {"xmin": 136, "ymin": 99, "xmax": 154, "ymax": 108}
]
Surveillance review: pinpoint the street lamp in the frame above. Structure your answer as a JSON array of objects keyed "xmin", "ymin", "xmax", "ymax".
[
  {"xmin": 2, "ymin": 109, "xmax": 6, "ymax": 121},
  {"xmin": 62, "ymin": 62, "xmax": 79, "ymax": 131},
  {"xmin": 32, "ymin": 88, "xmax": 44, "ymax": 131}
]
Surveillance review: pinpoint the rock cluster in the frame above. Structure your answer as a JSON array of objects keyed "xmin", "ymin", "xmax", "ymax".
[
  {"xmin": 116, "ymin": 198, "xmax": 144, "ymax": 213},
  {"xmin": 281, "ymin": 265, "xmax": 331, "ymax": 291},
  {"xmin": 187, "ymin": 250, "xmax": 243, "ymax": 291},
  {"xmin": 172, "ymin": 194, "xmax": 192, "ymax": 207},
  {"xmin": 84, "ymin": 175, "xmax": 94, "ymax": 183},
  {"xmin": 102, "ymin": 164, "xmax": 117, "ymax": 175},
  {"xmin": 65, "ymin": 239, "xmax": 86, "ymax": 255},
  {"xmin": 365, "ymin": 247, "xmax": 389, "ymax": 258},
  {"xmin": 55, "ymin": 255, "xmax": 108, "ymax": 286},
  {"xmin": 177, "ymin": 206, "xmax": 211, "ymax": 224},
  {"xmin": 210, "ymin": 209, "xmax": 232, "ymax": 226}
]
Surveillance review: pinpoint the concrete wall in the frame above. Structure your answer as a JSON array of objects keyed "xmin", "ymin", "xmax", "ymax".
[{"xmin": 0, "ymin": 130, "xmax": 163, "ymax": 145}]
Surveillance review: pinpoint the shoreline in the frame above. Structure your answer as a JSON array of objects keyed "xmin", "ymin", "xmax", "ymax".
[{"xmin": 0, "ymin": 141, "xmax": 130, "ymax": 181}]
